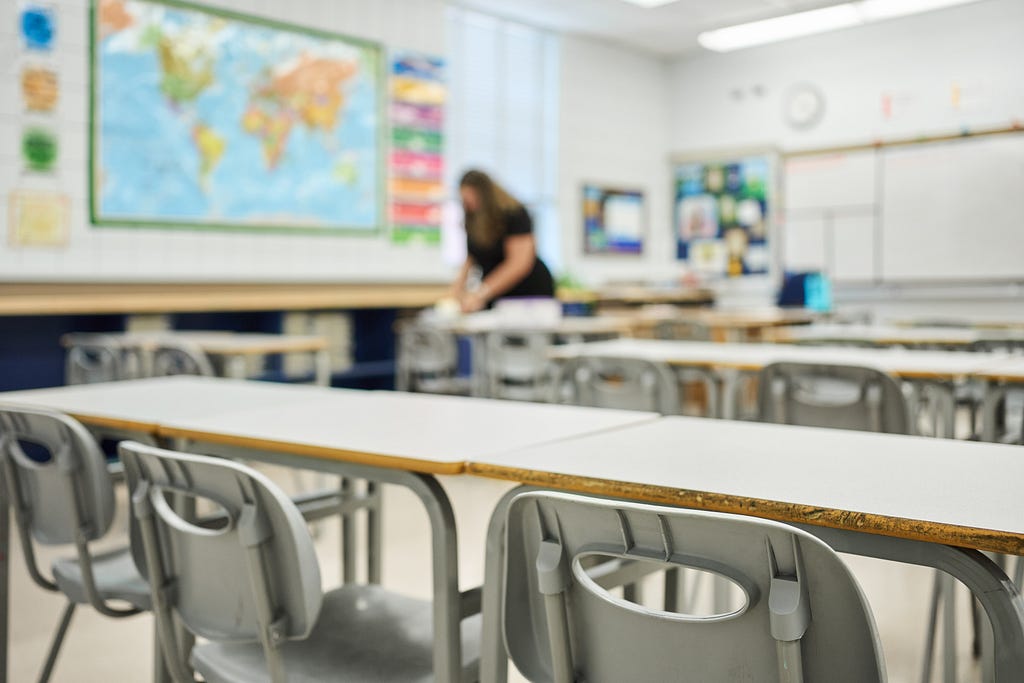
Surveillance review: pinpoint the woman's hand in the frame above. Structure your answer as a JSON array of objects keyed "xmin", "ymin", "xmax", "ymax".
[{"xmin": 460, "ymin": 291, "xmax": 487, "ymax": 313}]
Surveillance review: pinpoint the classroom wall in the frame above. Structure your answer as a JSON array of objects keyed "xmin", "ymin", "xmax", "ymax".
[
  {"xmin": 666, "ymin": 0, "xmax": 1024, "ymax": 316},
  {"xmin": 668, "ymin": 0, "xmax": 1024, "ymax": 152},
  {"xmin": 557, "ymin": 35, "xmax": 680, "ymax": 287},
  {"xmin": 0, "ymin": 0, "xmax": 453, "ymax": 283}
]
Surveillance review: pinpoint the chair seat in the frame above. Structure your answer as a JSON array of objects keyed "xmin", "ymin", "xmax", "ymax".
[
  {"xmin": 192, "ymin": 584, "xmax": 481, "ymax": 683},
  {"xmin": 52, "ymin": 546, "xmax": 151, "ymax": 610}
]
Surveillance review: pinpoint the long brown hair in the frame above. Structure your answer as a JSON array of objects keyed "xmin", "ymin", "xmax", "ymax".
[{"xmin": 460, "ymin": 169, "xmax": 522, "ymax": 247}]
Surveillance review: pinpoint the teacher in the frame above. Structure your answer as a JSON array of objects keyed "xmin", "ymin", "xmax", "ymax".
[{"xmin": 450, "ymin": 169, "xmax": 555, "ymax": 313}]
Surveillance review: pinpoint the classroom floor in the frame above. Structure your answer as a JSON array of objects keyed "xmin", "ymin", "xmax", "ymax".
[{"xmin": 8, "ymin": 468, "xmax": 986, "ymax": 683}]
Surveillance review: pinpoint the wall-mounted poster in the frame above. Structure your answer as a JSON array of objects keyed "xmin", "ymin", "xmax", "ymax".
[
  {"xmin": 20, "ymin": 3, "xmax": 56, "ymax": 51},
  {"xmin": 675, "ymin": 154, "xmax": 773, "ymax": 277},
  {"xmin": 582, "ymin": 184, "xmax": 644, "ymax": 255},
  {"xmin": 389, "ymin": 51, "xmax": 444, "ymax": 245},
  {"xmin": 91, "ymin": 0, "xmax": 384, "ymax": 234},
  {"xmin": 21, "ymin": 65, "xmax": 59, "ymax": 112},
  {"xmin": 8, "ymin": 190, "xmax": 70, "ymax": 247}
]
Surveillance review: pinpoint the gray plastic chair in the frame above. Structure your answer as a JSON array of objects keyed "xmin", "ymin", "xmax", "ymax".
[
  {"xmin": 757, "ymin": 362, "xmax": 910, "ymax": 434},
  {"xmin": 62, "ymin": 333, "xmax": 141, "ymax": 384},
  {"xmin": 396, "ymin": 323, "xmax": 469, "ymax": 394},
  {"xmin": 119, "ymin": 441, "xmax": 481, "ymax": 683},
  {"xmin": 553, "ymin": 357, "xmax": 680, "ymax": 415},
  {"xmin": 485, "ymin": 331, "xmax": 554, "ymax": 401},
  {"xmin": 0, "ymin": 406, "xmax": 150, "ymax": 682},
  {"xmin": 500, "ymin": 491, "xmax": 886, "ymax": 683},
  {"xmin": 652, "ymin": 320, "xmax": 711, "ymax": 342},
  {"xmin": 150, "ymin": 340, "xmax": 216, "ymax": 377}
]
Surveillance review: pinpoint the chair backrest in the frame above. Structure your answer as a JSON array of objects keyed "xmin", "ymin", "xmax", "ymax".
[
  {"xmin": 555, "ymin": 357, "xmax": 679, "ymax": 415},
  {"xmin": 502, "ymin": 491, "xmax": 885, "ymax": 683},
  {"xmin": 398, "ymin": 323, "xmax": 459, "ymax": 390},
  {"xmin": 150, "ymin": 341, "xmax": 216, "ymax": 377},
  {"xmin": 119, "ymin": 441, "xmax": 322, "ymax": 646},
  {"xmin": 0, "ymin": 406, "xmax": 115, "ymax": 546},
  {"xmin": 485, "ymin": 330, "xmax": 553, "ymax": 400},
  {"xmin": 970, "ymin": 338, "xmax": 1024, "ymax": 354},
  {"xmin": 652, "ymin": 320, "xmax": 710, "ymax": 342},
  {"xmin": 757, "ymin": 362, "xmax": 909, "ymax": 434},
  {"xmin": 63, "ymin": 333, "xmax": 128, "ymax": 384}
]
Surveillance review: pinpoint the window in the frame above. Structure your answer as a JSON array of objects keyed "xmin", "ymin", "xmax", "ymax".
[{"xmin": 445, "ymin": 8, "xmax": 561, "ymax": 273}]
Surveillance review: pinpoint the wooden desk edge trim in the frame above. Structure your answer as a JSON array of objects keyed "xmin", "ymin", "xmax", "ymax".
[
  {"xmin": 157, "ymin": 426, "xmax": 467, "ymax": 476},
  {"xmin": 68, "ymin": 413, "xmax": 160, "ymax": 435},
  {"xmin": 465, "ymin": 462, "xmax": 1024, "ymax": 556}
]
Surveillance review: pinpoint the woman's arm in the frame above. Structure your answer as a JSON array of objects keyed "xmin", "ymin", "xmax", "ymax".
[
  {"xmin": 448, "ymin": 257, "xmax": 473, "ymax": 299},
  {"xmin": 462, "ymin": 234, "xmax": 535, "ymax": 312}
]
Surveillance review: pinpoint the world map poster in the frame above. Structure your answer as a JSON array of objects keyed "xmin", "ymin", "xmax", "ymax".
[{"xmin": 91, "ymin": 0, "xmax": 384, "ymax": 233}]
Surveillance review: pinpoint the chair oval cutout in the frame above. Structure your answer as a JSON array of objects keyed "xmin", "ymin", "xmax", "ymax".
[
  {"xmin": 573, "ymin": 552, "xmax": 755, "ymax": 623},
  {"xmin": 151, "ymin": 486, "xmax": 235, "ymax": 535},
  {"xmin": 11, "ymin": 438, "xmax": 55, "ymax": 466}
]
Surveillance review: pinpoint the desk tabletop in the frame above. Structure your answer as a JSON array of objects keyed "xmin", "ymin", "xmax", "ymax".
[
  {"xmin": 548, "ymin": 338, "xmax": 1010, "ymax": 380},
  {"xmin": 770, "ymin": 324, "xmax": 1010, "ymax": 346},
  {"xmin": 434, "ymin": 312, "xmax": 634, "ymax": 337},
  {"xmin": 0, "ymin": 376, "xmax": 342, "ymax": 433},
  {"xmin": 110, "ymin": 331, "xmax": 329, "ymax": 355},
  {"xmin": 468, "ymin": 416, "xmax": 1024, "ymax": 555},
  {"xmin": 976, "ymin": 357, "xmax": 1024, "ymax": 383},
  {"xmin": 158, "ymin": 389, "xmax": 658, "ymax": 475}
]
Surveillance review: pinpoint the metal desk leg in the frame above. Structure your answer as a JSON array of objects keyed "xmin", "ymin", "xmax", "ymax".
[
  {"xmin": 981, "ymin": 383, "xmax": 1008, "ymax": 443},
  {"xmin": 225, "ymin": 354, "xmax": 247, "ymax": 380},
  {"xmin": 314, "ymin": 349, "xmax": 331, "ymax": 387},
  {"xmin": 0, "ymin": 477, "xmax": 8, "ymax": 683},
  {"xmin": 470, "ymin": 333, "xmax": 487, "ymax": 398},
  {"xmin": 720, "ymin": 368, "xmax": 743, "ymax": 421},
  {"xmin": 340, "ymin": 477, "xmax": 357, "ymax": 584},
  {"xmin": 796, "ymin": 525, "xmax": 1024, "ymax": 683},
  {"xmin": 366, "ymin": 481, "xmax": 382, "ymax": 584}
]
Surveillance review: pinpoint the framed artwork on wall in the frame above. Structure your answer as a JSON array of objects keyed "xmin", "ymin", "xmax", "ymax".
[{"xmin": 582, "ymin": 183, "xmax": 644, "ymax": 256}]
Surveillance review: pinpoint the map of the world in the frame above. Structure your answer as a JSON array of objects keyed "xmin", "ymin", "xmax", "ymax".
[{"xmin": 92, "ymin": 0, "xmax": 383, "ymax": 232}]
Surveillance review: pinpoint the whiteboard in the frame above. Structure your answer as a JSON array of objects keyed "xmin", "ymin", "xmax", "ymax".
[
  {"xmin": 784, "ymin": 150, "xmax": 877, "ymax": 210},
  {"xmin": 881, "ymin": 134, "xmax": 1024, "ymax": 281}
]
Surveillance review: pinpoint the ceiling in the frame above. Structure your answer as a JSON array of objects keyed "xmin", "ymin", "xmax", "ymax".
[{"xmin": 450, "ymin": 0, "xmax": 846, "ymax": 57}]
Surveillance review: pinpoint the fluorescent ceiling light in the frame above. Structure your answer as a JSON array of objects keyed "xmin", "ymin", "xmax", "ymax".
[
  {"xmin": 620, "ymin": 0, "xmax": 680, "ymax": 7},
  {"xmin": 698, "ymin": 0, "xmax": 983, "ymax": 52}
]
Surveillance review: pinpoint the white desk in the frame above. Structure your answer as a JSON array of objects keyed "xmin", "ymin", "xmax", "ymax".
[
  {"xmin": 548, "ymin": 338, "xmax": 1012, "ymax": 428},
  {"xmin": 0, "ymin": 378, "xmax": 656, "ymax": 683},
  {"xmin": 157, "ymin": 388, "xmax": 658, "ymax": 475},
  {"xmin": 769, "ymin": 323, "xmax": 1024, "ymax": 347},
  {"xmin": 0, "ymin": 376, "xmax": 339, "ymax": 434},
  {"xmin": 469, "ymin": 416, "xmax": 1024, "ymax": 682},
  {"xmin": 65, "ymin": 331, "xmax": 332, "ymax": 385},
  {"xmin": 976, "ymin": 359, "xmax": 1024, "ymax": 443},
  {"xmin": 548, "ymin": 338, "xmax": 1009, "ymax": 379}
]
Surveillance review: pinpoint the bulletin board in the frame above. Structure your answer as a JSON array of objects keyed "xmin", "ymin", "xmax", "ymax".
[{"xmin": 674, "ymin": 152, "xmax": 775, "ymax": 278}]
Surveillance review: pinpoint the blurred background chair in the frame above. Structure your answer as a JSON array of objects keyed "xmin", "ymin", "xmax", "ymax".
[
  {"xmin": 395, "ymin": 322, "xmax": 469, "ymax": 395},
  {"xmin": 652, "ymin": 319, "xmax": 710, "ymax": 341},
  {"xmin": 757, "ymin": 361, "xmax": 909, "ymax": 434},
  {"xmin": 553, "ymin": 356, "xmax": 680, "ymax": 415},
  {"xmin": 484, "ymin": 330, "xmax": 554, "ymax": 402},
  {"xmin": 150, "ymin": 341, "xmax": 216, "ymax": 377},
  {"xmin": 62, "ymin": 333, "xmax": 142, "ymax": 385}
]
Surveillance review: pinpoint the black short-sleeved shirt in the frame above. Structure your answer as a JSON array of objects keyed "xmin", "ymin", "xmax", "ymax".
[{"xmin": 466, "ymin": 206, "xmax": 555, "ymax": 299}]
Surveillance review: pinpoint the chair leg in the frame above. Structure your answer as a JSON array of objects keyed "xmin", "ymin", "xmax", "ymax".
[
  {"xmin": 37, "ymin": 602, "xmax": 75, "ymax": 683},
  {"xmin": 921, "ymin": 572, "xmax": 942, "ymax": 683}
]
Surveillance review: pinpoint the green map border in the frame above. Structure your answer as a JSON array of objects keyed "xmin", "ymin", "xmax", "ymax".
[{"xmin": 88, "ymin": 0, "xmax": 387, "ymax": 236}]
